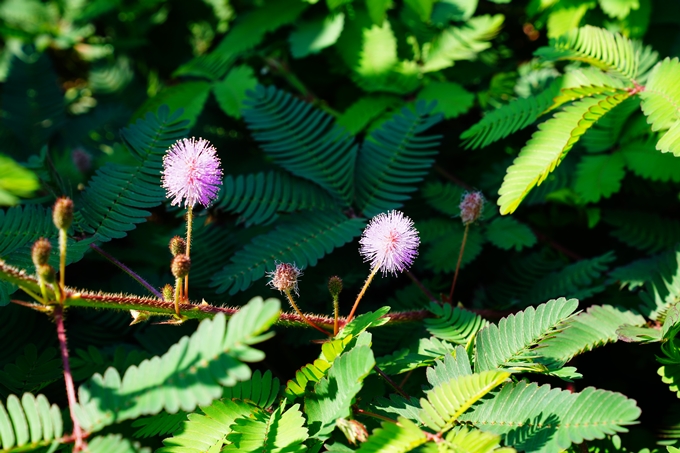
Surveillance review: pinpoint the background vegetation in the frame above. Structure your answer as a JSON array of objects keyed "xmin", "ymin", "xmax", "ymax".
[{"xmin": 1, "ymin": 0, "xmax": 680, "ymax": 451}]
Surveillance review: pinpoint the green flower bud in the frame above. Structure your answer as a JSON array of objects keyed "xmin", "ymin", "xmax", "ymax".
[
  {"xmin": 328, "ymin": 276, "xmax": 343, "ymax": 298},
  {"xmin": 53, "ymin": 197, "xmax": 74, "ymax": 231},
  {"xmin": 171, "ymin": 254, "xmax": 191, "ymax": 279},
  {"xmin": 169, "ymin": 236, "xmax": 187, "ymax": 256},
  {"xmin": 32, "ymin": 238, "xmax": 52, "ymax": 268},
  {"xmin": 162, "ymin": 284, "xmax": 174, "ymax": 302}
]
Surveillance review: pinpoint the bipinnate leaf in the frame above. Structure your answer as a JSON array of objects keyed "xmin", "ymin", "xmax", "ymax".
[
  {"xmin": 87, "ymin": 434, "xmax": 150, "ymax": 453},
  {"xmin": 426, "ymin": 346, "xmax": 474, "ymax": 388},
  {"xmin": 223, "ymin": 404, "xmax": 308, "ymax": 452},
  {"xmin": 222, "ymin": 369, "xmax": 280, "ymax": 409},
  {"xmin": 424, "ymin": 302, "xmax": 489, "ymax": 344},
  {"xmin": 573, "ymin": 153, "xmax": 626, "ymax": 203},
  {"xmin": 356, "ymin": 416, "xmax": 428, "ymax": 452},
  {"xmin": 498, "ymin": 91, "xmax": 630, "ymax": 214},
  {"xmin": 459, "ymin": 382, "xmax": 641, "ymax": 453},
  {"xmin": 213, "ymin": 65, "xmax": 258, "ymax": 119},
  {"xmin": 416, "ymin": 81, "xmax": 475, "ymax": 119},
  {"xmin": 75, "ymin": 297, "xmax": 280, "ymax": 433},
  {"xmin": 305, "ymin": 345, "xmax": 375, "ymax": 439},
  {"xmin": 0, "ymin": 393, "xmax": 63, "ymax": 451},
  {"xmin": 485, "ymin": 217, "xmax": 537, "ymax": 251},
  {"xmin": 419, "ymin": 370, "xmax": 511, "ymax": 433},
  {"xmin": 445, "ymin": 425, "xmax": 516, "ymax": 453},
  {"xmin": 475, "ymin": 298, "xmax": 579, "ymax": 372},
  {"xmin": 640, "ymin": 57, "xmax": 680, "ymax": 156}
]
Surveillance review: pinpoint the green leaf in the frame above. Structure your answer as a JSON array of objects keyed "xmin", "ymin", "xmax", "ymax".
[
  {"xmin": 546, "ymin": 3, "xmax": 592, "ymax": 39},
  {"xmin": 88, "ymin": 434, "xmax": 151, "ymax": 453},
  {"xmin": 211, "ymin": 210, "xmax": 365, "ymax": 295},
  {"xmin": 305, "ymin": 345, "xmax": 375, "ymax": 439},
  {"xmin": 419, "ymin": 218, "xmax": 485, "ymax": 273},
  {"xmin": 459, "ymin": 382, "xmax": 641, "ymax": 453},
  {"xmin": 356, "ymin": 416, "xmax": 428, "ymax": 452},
  {"xmin": 75, "ymin": 297, "xmax": 281, "ymax": 433},
  {"xmin": 603, "ymin": 210, "xmax": 680, "ymax": 253},
  {"xmin": 213, "ymin": 65, "xmax": 258, "ymax": 119},
  {"xmin": 599, "ymin": 0, "xmax": 639, "ymax": 19},
  {"xmin": 417, "ymin": 81, "xmax": 475, "ymax": 119},
  {"xmin": 224, "ymin": 404, "xmax": 308, "ymax": 452},
  {"xmin": 424, "ymin": 302, "xmax": 489, "ymax": 344},
  {"xmin": 485, "ymin": 217, "xmax": 536, "ymax": 251},
  {"xmin": 426, "ymin": 347, "xmax": 474, "ymax": 388},
  {"xmin": 289, "ymin": 13, "xmax": 345, "ymax": 58},
  {"xmin": 134, "ymin": 81, "xmax": 212, "ymax": 128},
  {"xmin": 421, "ymin": 15, "xmax": 504, "ymax": 72},
  {"xmin": 431, "ymin": 0, "xmax": 478, "ymax": 24},
  {"xmin": 475, "ymin": 298, "xmax": 580, "ymax": 372},
  {"xmin": 404, "ymin": 0, "xmax": 436, "ymax": 22},
  {"xmin": 573, "ymin": 153, "xmax": 626, "ymax": 203},
  {"xmin": 419, "ymin": 370, "xmax": 511, "ymax": 433},
  {"xmin": 498, "ymin": 90, "xmax": 630, "ymax": 214},
  {"xmin": 620, "ymin": 136, "xmax": 680, "ymax": 182},
  {"xmin": 366, "ymin": 0, "xmax": 392, "ymax": 25},
  {"xmin": 0, "ymin": 155, "xmax": 39, "ymax": 206},
  {"xmin": 377, "ymin": 337, "xmax": 455, "ymax": 375},
  {"xmin": 0, "ymin": 393, "xmax": 63, "ymax": 451},
  {"xmin": 444, "ymin": 425, "xmax": 515, "ymax": 453},
  {"xmin": 640, "ymin": 57, "xmax": 680, "ymax": 156},
  {"xmin": 336, "ymin": 95, "xmax": 403, "ymax": 134}
]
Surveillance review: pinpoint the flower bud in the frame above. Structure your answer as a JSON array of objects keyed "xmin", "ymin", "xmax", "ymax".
[
  {"xmin": 38, "ymin": 264, "xmax": 57, "ymax": 284},
  {"xmin": 171, "ymin": 254, "xmax": 191, "ymax": 279},
  {"xmin": 162, "ymin": 284, "xmax": 174, "ymax": 302},
  {"xmin": 459, "ymin": 191, "xmax": 485, "ymax": 226},
  {"xmin": 336, "ymin": 418, "xmax": 368, "ymax": 445},
  {"xmin": 266, "ymin": 262, "xmax": 302, "ymax": 296},
  {"xmin": 328, "ymin": 276, "xmax": 343, "ymax": 298},
  {"xmin": 130, "ymin": 310, "xmax": 150, "ymax": 325},
  {"xmin": 53, "ymin": 197, "xmax": 74, "ymax": 231},
  {"xmin": 32, "ymin": 238, "xmax": 52, "ymax": 268},
  {"xmin": 169, "ymin": 236, "xmax": 187, "ymax": 256}
]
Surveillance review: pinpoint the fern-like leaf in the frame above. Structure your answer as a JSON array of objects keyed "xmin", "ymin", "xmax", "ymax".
[
  {"xmin": 356, "ymin": 416, "xmax": 428, "ymax": 452},
  {"xmin": 215, "ymin": 171, "xmax": 336, "ymax": 226},
  {"xmin": 534, "ymin": 25, "xmax": 657, "ymax": 82},
  {"xmin": 424, "ymin": 302, "xmax": 489, "ymax": 345},
  {"xmin": 222, "ymin": 370, "xmax": 280, "ymax": 409},
  {"xmin": 419, "ymin": 370, "xmax": 511, "ymax": 433},
  {"xmin": 87, "ymin": 434, "xmax": 151, "ymax": 453},
  {"xmin": 538, "ymin": 305, "xmax": 645, "ymax": 364},
  {"xmin": 637, "ymin": 245, "xmax": 680, "ymax": 321},
  {"xmin": 242, "ymin": 85, "xmax": 357, "ymax": 206},
  {"xmin": 354, "ymin": 101, "xmax": 442, "ymax": 217},
  {"xmin": 211, "ymin": 210, "xmax": 364, "ymax": 295},
  {"xmin": 0, "ymin": 393, "xmax": 63, "ymax": 451},
  {"xmin": 305, "ymin": 344, "xmax": 375, "ymax": 439},
  {"xmin": 573, "ymin": 153, "xmax": 626, "ymax": 203},
  {"xmin": 603, "ymin": 210, "xmax": 680, "ymax": 253},
  {"xmin": 377, "ymin": 337, "xmax": 455, "ymax": 375},
  {"xmin": 485, "ymin": 217, "xmax": 537, "ymax": 251},
  {"xmin": 475, "ymin": 298, "xmax": 580, "ymax": 373},
  {"xmin": 421, "ymin": 181, "xmax": 465, "ymax": 216},
  {"xmin": 458, "ymin": 382, "xmax": 641, "ymax": 453},
  {"xmin": 445, "ymin": 425, "xmax": 516, "ymax": 453},
  {"xmin": 131, "ymin": 411, "xmax": 187, "ymax": 439},
  {"xmin": 620, "ymin": 136, "xmax": 680, "ymax": 182},
  {"xmin": 498, "ymin": 91, "xmax": 630, "ymax": 214},
  {"xmin": 76, "ymin": 105, "xmax": 189, "ymax": 242},
  {"xmin": 426, "ymin": 346, "xmax": 473, "ymax": 388},
  {"xmin": 75, "ymin": 297, "xmax": 280, "ymax": 433},
  {"xmin": 639, "ymin": 57, "xmax": 680, "ymax": 155},
  {"xmin": 223, "ymin": 404, "xmax": 308, "ymax": 452},
  {"xmin": 0, "ymin": 345, "xmax": 62, "ymax": 398}
]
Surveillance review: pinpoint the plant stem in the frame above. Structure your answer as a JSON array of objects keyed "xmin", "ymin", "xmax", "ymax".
[
  {"xmin": 58, "ymin": 229, "xmax": 67, "ymax": 297},
  {"xmin": 353, "ymin": 407, "xmax": 397, "ymax": 424},
  {"xmin": 406, "ymin": 270, "xmax": 437, "ymax": 303},
  {"xmin": 448, "ymin": 223, "xmax": 469, "ymax": 304},
  {"xmin": 373, "ymin": 364, "xmax": 409, "ymax": 399},
  {"xmin": 184, "ymin": 206, "xmax": 193, "ymax": 300},
  {"xmin": 333, "ymin": 296, "xmax": 340, "ymax": 336},
  {"xmin": 347, "ymin": 265, "xmax": 380, "ymax": 323},
  {"xmin": 90, "ymin": 244, "xmax": 163, "ymax": 299},
  {"xmin": 284, "ymin": 289, "xmax": 332, "ymax": 336},
  {"xmin": 174, "ymin": 278, "xmax": 182, "ymax": 316},
  {"xmin": 54, "ymin": 305, "xmax": 84, "ymax": 452}
]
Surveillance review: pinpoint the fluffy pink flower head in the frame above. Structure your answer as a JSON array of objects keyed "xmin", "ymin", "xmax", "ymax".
[
  {"xmin": 460, "ymin": 191, "xmax": 485, "ymax": 226},
  {"xmin": 162, "ymin": 138, "xmax": 223, "ymax": 208},
  {"xmin": 267, "ymin": 262, "xmax": 303, "ymax": 296},
  {"xmin": 359, "ymin": 210, "xmax": 419, "ymax": 276}
]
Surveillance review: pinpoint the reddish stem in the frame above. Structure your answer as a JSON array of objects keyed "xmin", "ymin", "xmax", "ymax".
[
  {"xmin": 448, "ymin": 224, "xmax": 469, "ymax": 303},
  {"xmin": 406, "ymin": 270, "xmax": 438, "ymax": 303},
  {"xmin": 54, "ymin": 305, "xmax": 84, "ymax": 452},
  {"xmin": 373, "ymin": 365, "xmax": 410, "ymax": 399}
]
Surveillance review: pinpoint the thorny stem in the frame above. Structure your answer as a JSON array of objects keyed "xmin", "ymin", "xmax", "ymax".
[
  {"xmin": 58, "ymin": 228, "xmax": 67, "ymax": 297},
  {"xmin": 90, "ymin": 244, "xmax": 163, "ymax": 299},
  {"xmin": 373, "ymin": 364, "xmax": 409, "ymax": 399},
  {"xmin": 54, "ymin": 305, "xmax": 84, "ymax": 452},
  {"xmin": 406, "ymin": 270, "xmax": 437, "ymax": 303},
  {"xmin": 448, "ymin": 223, "xmax": 469, "ymax": 303},
  {"xmin": 347, "ymin": 265, "xmax": 380, "ymax": 323},
  {"xmin": 284, "ymin": 289, "xmax": 333, "ymax": 336},
  {"xmin": 184, "ymin": 206, "xmax": 194, "ymax": 301}
]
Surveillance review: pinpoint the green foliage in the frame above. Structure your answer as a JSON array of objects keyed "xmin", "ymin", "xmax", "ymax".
[
  {"xmin": 0, "ymin": 393, "xmax": 63, "ymax": 451},
  {"xmin": 640, "ymin": 58, "xmax": 680, "ymax": 155},
  {"xmin": 424, "ymin": 302, "xmax": 489, "ymax": 344},
  {"xmin": 0, "ymin": 155, "xmax": 39, "ymax": 206}
]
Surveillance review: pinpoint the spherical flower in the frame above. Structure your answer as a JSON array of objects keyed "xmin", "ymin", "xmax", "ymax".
[
  {"xmin": 161, "ymin": 138, "xmax": 223, "ymax": 208},
  {"xmin": 267, "ymin": 262, "xmax": 302, "ymax": 296},
  {"xmin": 459, "ymin": 191, "xmax": 485, "ymax": 226},
  {"xmin": 359, "ymin": 210, "xmax": 419, "ymax": 276}
]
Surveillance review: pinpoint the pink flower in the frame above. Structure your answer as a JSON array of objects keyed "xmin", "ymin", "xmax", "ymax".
[
  {"xmin": 267, "ymin": 262, "xmax": 303, "ymax": 296},
  {"xmin": 359, "ymin": 210, "xmax": 419, "ymax": 276},
  {"xmin": 460, "ymin": 191, "xmax": 485, "ymax": 226},
  {"xmin": 161, "ymin": 138, "xmax": 223, "ymax": 208}
]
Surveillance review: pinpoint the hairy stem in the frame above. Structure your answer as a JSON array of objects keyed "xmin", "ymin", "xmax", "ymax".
[
  {"xmin": 448, "ymin": 223, "xmax": 469, "ymax": 303},
  {"xmin": 184, "ymin": 206, "xmax": 193, "ymax": 300},
  {"xmin": 406, "ymin": 270, "xmax": 437, "ymax": 303},
  {"xmin": 285, "ymin": 289, "xmax": 332, "ymax": 336},
  {"xmin": 90, "ymin": 244, "xmax": 163, "ymax": 299},
  {"xmin": 347, "ymin": 265, "xmax": 380, "ymax": 323},
  {"xmin": 58, "ymin": 229, "xmax": 67, "ymax": 297},
  {"xmin": 174, "ymin": 278, "xmax": 182, "ymax": 316},
  {"xmin": 333, "ymin": 296, "xmax": 340, "ymax": 336},
  {"xmin": 54, "ymin": 305, "xmax": 84, "ymax": 452}
]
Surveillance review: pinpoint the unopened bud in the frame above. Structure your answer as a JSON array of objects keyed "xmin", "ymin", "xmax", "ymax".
[
  {"xmin": 266, "ymin": 262, "xmax": 302, "ymax": 296},
  {"xmin": 38, "ymin": 264, "xmax": 57, "ymax": 284},
  {"xmin": 336, "ymin": 418, "xmax": 368, "ymax": 445},
  {"xmin": 169, "ymin": 236, "xmax": 187, "ymax": 256},
  {"xmin": 459, "ymin": 191, "xmax": 485, "ymax": 226},
  {"xmin": 162, "ymin": 284, "xmax": 174, "ymax": 302},
  {"xmin": 32, "ymin": 238, "xmax": 52, "ymax": 267},
  {"xmin": 53, "ymin": 197, "xmax": 74, "ymax": 230},
  {"xmin": 72, "ymin": 148, "xmax": 92, "ymax": 173},
  {"xmin": 328, "ymin": 276, "xmax": 343, "ymax": 298},
  {"xmin": 171, "ymin": 254, "xmax": 191, "ymax": 279},
  {"xmin": 130, "ymin": 310, "xmax": 150, "ymax": 325}
]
